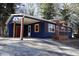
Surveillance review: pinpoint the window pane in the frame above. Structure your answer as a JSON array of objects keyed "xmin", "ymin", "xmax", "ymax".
[{"xmin": 48, "ymin": 23, "xmax": 55, "ymax": 32}]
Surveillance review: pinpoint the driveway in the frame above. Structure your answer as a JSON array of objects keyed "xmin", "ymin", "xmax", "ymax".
[{"xmin": 0, "ymin": 38, "xmax": 78, "ymax": 56}]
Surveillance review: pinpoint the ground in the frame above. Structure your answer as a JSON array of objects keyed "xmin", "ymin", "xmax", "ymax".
[{"xmin": 0, "ymin": 38, "xmax": 78, "ymax": 56}]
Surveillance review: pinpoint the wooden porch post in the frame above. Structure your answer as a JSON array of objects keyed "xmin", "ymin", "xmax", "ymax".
[
  {"xmin": 20, "ymin": 15, "xmax": 24, "ymax": 40},
  {"xmin": 13, "ymin": 22, "xmax": 15, "ymax": 38}
]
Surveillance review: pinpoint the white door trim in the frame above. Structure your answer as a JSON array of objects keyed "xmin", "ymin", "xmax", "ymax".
[{"xmin": 28, "ymin": 25, "xmax": 31, "ymax": 37}]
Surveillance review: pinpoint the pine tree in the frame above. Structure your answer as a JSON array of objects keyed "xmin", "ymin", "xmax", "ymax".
[
  {"xmin": 0, "ymin": 3, "xmax": 15, "ymax": 36},
  {"xmin": 59, "ymin": 4, "xmax": 71, "ymax": 26},
  {"xmin": 40, "ymin": 3, "xmax": 56, "ymax": 19}
]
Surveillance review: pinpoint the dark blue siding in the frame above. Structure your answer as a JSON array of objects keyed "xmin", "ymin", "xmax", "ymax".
[
  {"xmin": 7, "ymin": 23, "xmax": 13, "ymax": 37},
  {"xmin": 24, "ymin": 25, "xmax": 28, "ymax": 37},
  {"xmin": 67, "ymin": 28, "xmax": 72, "ymax": 39},
  {"xmin": 30, "ymin": 22, "xmax": 45, "ymax": 38},
  {"xmin": 68, "ymin": 32, "xmax": 72, "ymax": 39},
  {"xmin": 43, "ymin": 22, "xmax": 55, "ymax": 38},
  {"xmin": 29, "ymin": 22, "xmax": 55, "ymax": 38}
]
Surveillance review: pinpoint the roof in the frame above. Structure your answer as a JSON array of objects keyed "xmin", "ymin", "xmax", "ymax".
[
  {"xmin": 6, "ymin": 14, "xmax": 72, "ymax": 28},
  {"xmin": 6, "ymin": 14, "xmax": 56, "ymax": 25}
]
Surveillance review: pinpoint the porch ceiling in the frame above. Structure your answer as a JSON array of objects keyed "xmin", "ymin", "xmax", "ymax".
[{"xmin": 13, "ymin": 17, "xmax": 40, "ymax": 24}]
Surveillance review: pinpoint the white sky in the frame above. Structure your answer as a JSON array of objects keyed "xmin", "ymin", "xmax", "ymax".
[{"xmin": 0, "ymin": 0, "xmax": 79, "ymax": 3}]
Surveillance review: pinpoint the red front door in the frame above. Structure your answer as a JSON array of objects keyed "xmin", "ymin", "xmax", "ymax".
[{"xmin": 15, "ymin": 26, "xmax": 20, "ymax": 37}]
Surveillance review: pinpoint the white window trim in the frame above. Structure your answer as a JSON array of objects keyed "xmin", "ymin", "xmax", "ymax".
[{"xmin": 48, "ymin": 23, "xmax": 55, "ymax": 33}]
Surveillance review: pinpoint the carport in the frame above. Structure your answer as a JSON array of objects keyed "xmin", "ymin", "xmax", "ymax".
[{"xmin": 6, "ymin": 14, "xmax": 41, "ymax": 40}]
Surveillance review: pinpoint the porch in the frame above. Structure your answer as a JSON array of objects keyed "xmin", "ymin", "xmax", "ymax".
[{"xmin": 12, "ymin": 14, "xmax": 40, "ymax": 40}]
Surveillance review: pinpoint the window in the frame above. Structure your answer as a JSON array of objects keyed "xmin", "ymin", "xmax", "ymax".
[
  {"xmin": 34, "ymin": 24, "xmax": 39, "ymax": 32},
  {"xmin": 48, "ymin": 23, "xmax": 55, "ymax": 32}
]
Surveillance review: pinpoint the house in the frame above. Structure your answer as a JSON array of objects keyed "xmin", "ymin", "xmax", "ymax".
[{"xmin": 6, "ymin": 14, "xmax": 72, "ymax": 40}]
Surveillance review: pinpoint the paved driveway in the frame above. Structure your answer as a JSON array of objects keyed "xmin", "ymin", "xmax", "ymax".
[{"xmin": 0, "ymin": 38, "xmax": 78, "ymax": 56}]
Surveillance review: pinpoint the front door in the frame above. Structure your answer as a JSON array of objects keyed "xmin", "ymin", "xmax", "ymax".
[
  {"xmin": 15, "ymin": 26, "xmax": 20, "ymax": 37},
  {"xmin": 28, "ymin": 25, "xmax": 31, "ymax": 37}
]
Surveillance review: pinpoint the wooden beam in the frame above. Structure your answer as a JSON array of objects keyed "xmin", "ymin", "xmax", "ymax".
[
  {"xmin": 20, "ymin": 15, "xmax": 24, "ymax": 40},
  {"xmin": 13, "ymin": 22, "xmax": 15, "ymax": 38}
]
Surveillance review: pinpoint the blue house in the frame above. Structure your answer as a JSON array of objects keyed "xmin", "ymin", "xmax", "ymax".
[{"xmin": 6, "ymin": 14, "xmax": 72, "ymax": 40}]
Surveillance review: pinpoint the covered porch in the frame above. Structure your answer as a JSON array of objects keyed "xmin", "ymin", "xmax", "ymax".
[{"xmin": 11, "ymin": 14, "xmax": 40, "ymax": 40}]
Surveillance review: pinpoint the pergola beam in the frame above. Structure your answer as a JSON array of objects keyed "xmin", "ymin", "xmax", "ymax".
[
  {"xmin": 20, "ymin": 15, "xmax": 24, "ymax": 40},
  {"xmin": 13, "ymin": 22, "xmax": 15, "ymax": 38}
]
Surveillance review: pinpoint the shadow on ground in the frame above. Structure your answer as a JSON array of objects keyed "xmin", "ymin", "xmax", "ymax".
[
  {"xmin": 55, "ymin": 39, "xmax": 79, "ymax": 49},
  {"xmin": 0, "ymin": 38, "xmax": 78, "ymax": 56}
]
